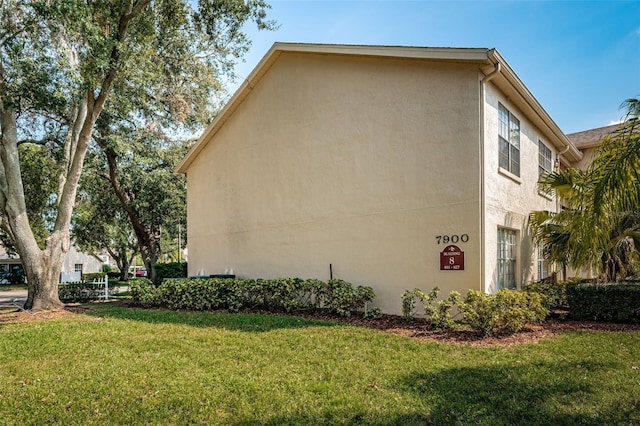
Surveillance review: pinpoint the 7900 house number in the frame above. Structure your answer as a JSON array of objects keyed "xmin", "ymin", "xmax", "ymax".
[{"xmin": 436, "ymin": 234, "xmax": 469, "ymax": 244}]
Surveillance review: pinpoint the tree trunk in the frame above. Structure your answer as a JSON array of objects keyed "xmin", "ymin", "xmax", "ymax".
[
  {"xmin": 115, "ymin": 251, "xmax": 132, "ymax": 282},
  {"xmin": 21, "ymin": 232, "xmax": 67, "ymax": 310},
  {"xmin": 23, "ymin": 254, "xmax": 65, "ymax": 310},
  {"xmin": 140, "ymin": 233, "xmax": 161, "ymax": 284}
]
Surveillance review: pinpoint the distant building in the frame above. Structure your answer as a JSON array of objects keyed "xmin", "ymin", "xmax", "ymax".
[
  {"xmin": 177, "ymin": 43, "xmax": 608, "ymax": 315},
  {"xmin": 0, "ymin": 244, "xmax": 103, "ymax": 283}
]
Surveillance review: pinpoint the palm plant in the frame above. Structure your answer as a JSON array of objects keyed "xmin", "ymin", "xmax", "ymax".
[{"xmin": 530, "ymin": 98, "xmax": 640, "ymax": 281}]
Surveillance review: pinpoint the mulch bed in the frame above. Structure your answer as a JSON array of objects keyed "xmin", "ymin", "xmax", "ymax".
[
  {"xmin": 286, "ymin": 311, "xmax": 640, "ymax": 347},
  {"xmin": 1, "ymin": 302, "xmax": 639, "ymax": 347}
]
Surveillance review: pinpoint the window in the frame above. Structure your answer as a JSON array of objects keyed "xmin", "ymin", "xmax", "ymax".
[
  {"xmin": 538, "ymin": 140, "xmax": 552, "ymax": 177},
  {"xmin": 74, "ymin": 264, "xmax": 83, "ymax": 274},
  {"xmin": 498, "ymin": 103, "xmax": 520, "ymax": 176},
  {"xmin": 537, "ymin": 248, "xmax": 549, "ymax": 281},
  {"xmin": 497, "ymin": 228, "xmax": 517, "ymax": 290}
]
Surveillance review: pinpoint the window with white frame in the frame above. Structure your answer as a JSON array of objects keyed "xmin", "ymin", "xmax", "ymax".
[
  {"xmin": 74, "ymin": 264, "xmax": 83, "ymax": 274},
  {"xmin": 497, "ymin": 228, "xmax": 517, "ymax": 289},
  {"xmin": 537, "ymin": 248, "xmax": 549, "ymax": 280},
  {"xmin": 538, "ymin": 140, "xmax": 552, "ymax": 177},
  {"xmin": 498, "ymin": 103, "xmax": 521, "ymax": 176}
]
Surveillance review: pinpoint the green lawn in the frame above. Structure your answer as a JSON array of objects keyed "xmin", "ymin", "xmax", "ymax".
[
  {"xmin": 1, "ymin": 304, "xmax": 639, "ymax": 425},
  {"xmin": 0, "ymin": 284, "xmax": 28, "ymax": 291}
]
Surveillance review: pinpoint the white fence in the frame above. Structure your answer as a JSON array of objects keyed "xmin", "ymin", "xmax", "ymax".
[{"xmin": 58, "ymin": 274, "xmax": 111, "ymax": 301}]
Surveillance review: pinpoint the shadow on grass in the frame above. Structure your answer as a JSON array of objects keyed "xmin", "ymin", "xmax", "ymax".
[
  {"xmin": 393, "ymin": 361, "xmax": 635, "ymax": 426},
  {"xmin": 232, "ymin": 360, "xmax": 636, "ymax": 426},
  {"xmin": 82, "ymin": 301, "xmax": 342, "ymax": 333}
]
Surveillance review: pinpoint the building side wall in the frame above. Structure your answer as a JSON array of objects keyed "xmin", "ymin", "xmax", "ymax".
[
  {"xmin": 482, "ymin": 83, "xmax": 558, "ymax": 291},
  {"xmin": 186, "ymin": 52, "xmax": 482, "ymax": 315},
  {"xmin": 573, "ymin": 146, "xmax": 597, "ymax": 170},
  {"xmin": 62, "ymin": 246, "xmax": 103, "ymax": 275}
]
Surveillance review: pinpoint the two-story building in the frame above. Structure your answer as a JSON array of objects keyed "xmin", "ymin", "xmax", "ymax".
[{"xmin": 177, "ymin": 43, "xmax": 589, "ymax": 315}]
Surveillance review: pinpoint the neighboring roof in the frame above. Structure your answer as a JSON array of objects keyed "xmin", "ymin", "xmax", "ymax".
[
  {"xmin": 567, "ymin": 123, "xmax": 622, "ymax": 149},
  {"xmin": 176, "ymin": 42, "xmax": 581, "ymax": 173}
]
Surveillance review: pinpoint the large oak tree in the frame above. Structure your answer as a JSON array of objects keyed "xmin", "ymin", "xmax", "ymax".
[{"xmin": 0, "ymin": 0, "xmax": 273, "ymax": 310}]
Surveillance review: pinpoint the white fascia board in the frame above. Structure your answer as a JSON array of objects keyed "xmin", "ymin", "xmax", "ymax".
[{"xmin": 272, "ymin": 42, "xmax": 493, "ymax": 62}]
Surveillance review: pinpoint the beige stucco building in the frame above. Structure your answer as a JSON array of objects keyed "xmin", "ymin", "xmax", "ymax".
[{"xmin": 177, "ymin": 43, "xmax": 589, "ymax": 315}]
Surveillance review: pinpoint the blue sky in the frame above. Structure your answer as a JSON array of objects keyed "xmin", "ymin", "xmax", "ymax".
[{"xmin": 232, "ymin": 0, "xmax": 640, "ymax": 134}]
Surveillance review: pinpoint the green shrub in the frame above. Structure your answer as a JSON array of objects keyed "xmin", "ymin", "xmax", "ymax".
[
  {"xmin": 460, "ymin": 290, "xmax": 548, "ymax": 336},
  {"xmin": 302, "ymin": 279, "xmax": 327, "ymax": 309},
  {"xmin": 59, "ymin": 282, "xmax": 109, "ymax": 301},
  {"xmin": 567, "ymin": 282, "xmax": 640, "ymax": 323},
  {"xmin": 4, "ymin": 268, "xmax": 26, "ymax": 285},
  {"xmin": 129, "ymin": 278, "xmax": 158, "ymax": 307},
  {"xmin": 323, "ymin": 279, "xmax": 375, "ymax": 316},
  {"xmin": 423, "ymin": 288, "xmax": 461, "ymax": 330},
  {"xmin": 401, "ymin": 288, "xmax": 427, "ymax": 319},
  {"xmin": 153, "ymin": 262, "xmax": 188, "ymax": 285},
  {"xmin": 363, "ymin": 306, "xmax": 382, "ymax": 320},
  {"xmin": 522, "ymin": 281, "xmax": 570, "ymax": 310},
  {"xmin": 245, "ymin": 278, "xmax": 307, "ymax": 312},
  {"xmin": 401, "ymin": 287, "xmax": 460, "ymax": 329},
  {"xmin": 139, "ymin": 277, "xmax": 376, "ymax": 317},
  {"xmin": 82, "ymin": 272, "xmax": 107, "ymax": 282}
]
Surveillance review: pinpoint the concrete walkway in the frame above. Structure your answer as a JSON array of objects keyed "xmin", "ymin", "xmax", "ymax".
[
  {"xmin": 0, "ymin": 286, "xmax": 129, "ymax": 308},
  {"xmin": 0, "ymin": 289, "xmax": 27, "ymax": 307}
]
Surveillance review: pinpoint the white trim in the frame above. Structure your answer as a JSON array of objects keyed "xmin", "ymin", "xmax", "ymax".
[{"xmin": 498, "ymin": 167, "xmax": 522, "ymax": 184}]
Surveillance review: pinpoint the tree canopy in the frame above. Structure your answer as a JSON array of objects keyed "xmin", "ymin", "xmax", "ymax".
[{"xmin": 0, "ymin": 0, "xmax": 274, "ymax": 309}]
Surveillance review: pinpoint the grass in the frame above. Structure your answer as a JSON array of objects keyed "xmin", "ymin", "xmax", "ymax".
[
  {"xmin": 0, "ymin": 284, "xmax": 28, "ymax": 291},
  {"xmin": 0, "ymin": 303, "xmax": 639, "ymax": 425}
]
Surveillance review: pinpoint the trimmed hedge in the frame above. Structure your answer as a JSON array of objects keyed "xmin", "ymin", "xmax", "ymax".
[
  {"xmin": 130, "ymin": 277, "xmax": 376, "ymax": 317},
  {"xmin": 522, "ymin": 281, "xmax": 571, "ymax": 310},
  {"xmin": 567, "ymin": 283, "xmax": 640, "ymax": 323},
  {"xmin": 59, "ymin": 282, "xmax": 109, "ymax": 302},
  {"xmin": 153, "ymin": 262, "xmax": 188, "ymax": 285}
]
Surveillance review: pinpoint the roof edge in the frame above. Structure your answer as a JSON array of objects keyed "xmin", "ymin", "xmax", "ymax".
[
  {"xmin": 177, "ymin": 43, "xmax": 582, "ymax": 173},
  {"xmin": 176, "ymin": 44, "xmax": 284, "ymax": 173},
  {"xmin": 176, "ymin": 43, "xmax": 496, "ymax": 173},
  {"xmin": 487, "ymin": 50, "xmax": 582, "ymax": 163}
]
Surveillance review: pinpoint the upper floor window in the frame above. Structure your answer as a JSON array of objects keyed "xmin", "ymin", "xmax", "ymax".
[
  {"xmin": 538, "ymin": 140, "xmax": 552, "ymax": 177},
  {"xmin": 498, "ymin": 103, "xmax": 520, "ymax": 176}
]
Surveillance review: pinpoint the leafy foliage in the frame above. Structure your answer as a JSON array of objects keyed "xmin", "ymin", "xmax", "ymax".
[
  {"xmin": 153, "ymin": 262, "xmax": 188, "ymax": 285},
  {"xmin": 58, "ymin": 282, "xmax": 109, "ymax": 302},
  {"xmin": 0, "ymin": 0, "xmax": 275, "ymax": 309},
  {"xmin": 128, "ymin": 277, "xmax": 157, "ymax": 308},
  {"xmin": 401, "ymin": 288, "xmax": 427, "ymax": 319},
  {"xmin": 566, "ymin": 282, "xmax": 640, "ymax": 323},
  {"xmin": 73, "ymin": 151, "xmax": 139, "ymax": 281},
  {"xmin": 401, "ymin": 287, "xmax": 461, "ymax": 329},
  {"xmin": 460, "ymin": 290, "xmax": 548, "ymax": 336},
  {"xmin": 530, "ymin": 98, "xmax": 640, "ymax": 281},
  {"xmin": 522, "ymin": 280, "xmax": 573, "ymax": 310},
  {"xmin": 423, "ymin": 288, "xmax": 461, "ymax": 330},
  {"xmin": 131, "ymin": 277, "xmax": 377, "ymax": 317}
]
